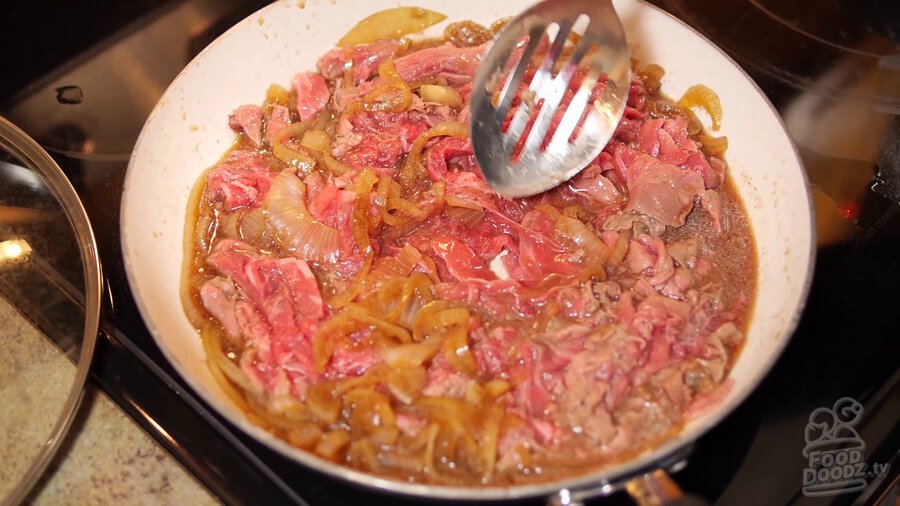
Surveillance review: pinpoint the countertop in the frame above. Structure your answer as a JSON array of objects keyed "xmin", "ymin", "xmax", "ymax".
[{"xmin": 0, "ymin": 295, "xmax": 218, "ymax": 505}]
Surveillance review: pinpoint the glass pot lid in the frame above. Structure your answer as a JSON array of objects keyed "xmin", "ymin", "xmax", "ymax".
[{"xmin": 0, "ymin": 116, "xmax": 102, "ymax": 505}]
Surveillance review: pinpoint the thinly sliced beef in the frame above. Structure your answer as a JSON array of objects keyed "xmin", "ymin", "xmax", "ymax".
[
  {"xmin": 206, "ymin": 150, "xmax": 274, "ymax": 211},
  {"xmin": 294, "ymin": 71, "xmax": 330, "ymax": 121},
  {"xmin": 436, "ymin": 279, "xmax": 544, "ymax": 319},
  {"xmin": 394, "ymin": 42, "xmax": 489, "ymax": 84},
  {"xmin": 625, "ymin": 234, "xmax": 675, "ymax": 286},
  {"xmin": 425, "ymin": 136, "xmax": 476, "ymax": 182},
  {"xmin": 317, "ymin": 39, "xmax": 401, "ymax": 83},
  {"xmin": 229, "ymin": 105, "xmax": 264, "ymax": 145},
  {"xmin": 340, "ymin": 111, "xmax": 430, "ymax": 168},
  {"xmin": 431, "ymin": 236, "xmax": 495, "ymax": 281},
  {"xmin": 636, "ymin": 117, "xmax": 721, "ymax": 189},
  {"xmin": 208, "ymin": 239, "xmax": 324, "ymax": 322},
  {"xmin": 618, "ymin": 146, "xmax": 705, "ymax": 229},
  {"xmin": 513, "ymin": 210, "xmax": 580, "ymax": 283},
  {"xmin": 700, "ymin": 189, "xmax": 724, "ymax": 233},
  {"xmin": 200, "ymin": 277, "xmax": 271, "ymax": 351},
  {"xmin": 569, "ymin": 166, "xmax": 623, "ymax": 206},
  {"xmin": 265, "ymin": 104, "xmax": 291, "ymax": 144},
  {"xmin": 422, "ymin": 354, "xmax": 468, "ymax": 398},
  {"xmin": 202, "ymin": 240, "xmax": 327, "ymax": 394}
]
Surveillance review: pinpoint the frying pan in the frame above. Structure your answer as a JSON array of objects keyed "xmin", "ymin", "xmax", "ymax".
[{"xmin": 120, "ymin": 0, "xmax": 815, "ymax": 502}]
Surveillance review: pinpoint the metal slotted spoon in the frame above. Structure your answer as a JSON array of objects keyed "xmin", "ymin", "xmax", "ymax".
[{"xmin": 470, "ymin": 0, "xmax": 631, "ymax": 198}]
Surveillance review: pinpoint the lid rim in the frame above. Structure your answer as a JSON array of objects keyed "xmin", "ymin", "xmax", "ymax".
[{"xmin": 0, "ymin": 115, "xmax": 103, "ymax": 506}]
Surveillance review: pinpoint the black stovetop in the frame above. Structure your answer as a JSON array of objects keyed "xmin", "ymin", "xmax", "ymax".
[{"xmin": 3, "ymin": 1, "xmax": 898, "ymax": 505}]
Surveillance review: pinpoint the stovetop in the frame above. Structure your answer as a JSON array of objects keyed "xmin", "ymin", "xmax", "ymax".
[{"xmin": 2, "ymin": 1, "xmax": 898, "ymax": 505}]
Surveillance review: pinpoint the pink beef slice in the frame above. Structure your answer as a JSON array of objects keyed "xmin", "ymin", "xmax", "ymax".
[
  {"xmin": 625, "ymin": 233, "xmax": 676, "ymax": 286},
  {"xmin": 568, "ymin": 160, "xmax": 624, "ymax": 206},
  {"xmin": 294, "ymin": 71, "xmax": 330, "ymax": 121},
  {"xmin": 206, "ymin": 150, "xmax": 274, "ymax": 211},
  {"xmin": 200, "ymin": 276, "xmax": 272, "ymax": 354},
  {"xmin": 317, "ymin": 39, "xmax": 401, "ymax": 83},
  {"xmin": 394, "ymin": 42, "xmax": 489, "ymax": 85},
  {"xmin": 265, "ymin": 104, "xmax": 291, "ymax": 144},
  {"xmin": 616, "ymin": 145, "xmax": 705, "ymax": 228},
  {"xmin": 430, "ymin": 236, "xmax": 495, "ymax": 282},
  {"xmin": 340, "ymin": 111, "xmax": 430, "ymax": 168},
  {"xmin": 229, "ymin": 105, "xmax": 264, "ymax": 146},
  {"xmin": 635, "ymin": 117, "xmax": 722, "ymax": 189},
  {"xmin": 205, "ymin": 239, "xmax": 326, "ymax": 384}
]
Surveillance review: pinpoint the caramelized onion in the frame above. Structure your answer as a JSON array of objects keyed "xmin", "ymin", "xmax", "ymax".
[
  {"xmin": 266, "ymin": 84, "xmax": 292, "ymax": 106},
  {"xmin": 419, "ymin": 84, "xmax": 463, "ymax": 108},
  {"xmin": 698, "ymin": 132, "xmax": 729, "ymax": 158},
  {"xmin": 337, "ymin": 7, "xmax": 446, "ymax": 47},
  {"xmin": 328, "ymin": 253, "xmax": 374, "ymax": 309},
  {"xmin": 608, "ymin": 228, "xmax": 632, "ymax": 265},
  {"xmin": 306, "ymin": 382, "xmax": 342, "ymax": 424},
  {"xmin": 264, "ymin": 170, "xmax": 341, "ymax": 264},
  {"xmin": 315, "ymin": 428, "xmax": 351, "ymax": 460},
  {"xmin": 363, "ymin": 244, "xmax": 422, "ymax": 294},
  {"xmin": 678, "ymin": 84, "xmax": 723, "ymax": 131},
  {"xmin": 399, "ymin": 122, "xmax": 468, "ymax": 189},
  {"xmin": 271, "ymin": 120, "xmax": 317, "ymax": 171},
  {"xmin": 358, "ymin": 60, "xmax": 413, "ymax": 113},
  {"xmin": 380, "ymin": 337, "xmax": 442, "ymax": 369},
  {"xmin": 386, "ymin": 366, "xmax": 428, "ymax": 404},
  {"xmin": 300, "ymin": 130, "xmax": 354, "ymax": 175}
]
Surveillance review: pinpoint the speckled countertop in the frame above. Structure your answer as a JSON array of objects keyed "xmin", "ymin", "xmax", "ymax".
[{"xmin": 0, "ymin": 295, "xmax": 219, "ymax": 505}]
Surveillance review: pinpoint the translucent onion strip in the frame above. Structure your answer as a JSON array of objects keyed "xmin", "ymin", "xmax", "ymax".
[
  {"xmin": 271, "ymin": 120, "xmax": 317, "ymax": 171},
  {"xmin": 398, "ymin": 121, "xmax": 468, "ymax": 189},
  {"xmin": 264, "ymin": 170, "xmax": 342, "ymax": 264}
]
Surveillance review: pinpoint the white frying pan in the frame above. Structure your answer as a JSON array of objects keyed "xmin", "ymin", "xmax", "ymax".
[{"xmin": 120, "ymin": 0, "xmax": 815, "ymax": 502}]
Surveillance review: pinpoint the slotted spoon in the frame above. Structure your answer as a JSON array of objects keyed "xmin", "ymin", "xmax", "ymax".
[{"xmin": 470, "ymin": 0, "xmax": 631, "ymax": 198}]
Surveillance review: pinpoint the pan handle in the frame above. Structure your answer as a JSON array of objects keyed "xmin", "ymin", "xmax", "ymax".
[
  {"xmin": 546, "ymin": 469, "xmax": 709, "ymax": 506},
  {"xmin": 623, "ymin": 469, "xmax": 710, "ymax": 506}
]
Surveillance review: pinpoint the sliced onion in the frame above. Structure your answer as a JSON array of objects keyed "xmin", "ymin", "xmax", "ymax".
[
  {"xmin": 300, "ymin": 130, "xmax": 355, "ymax": 175},
  {"xmin": 266, "ymin": 84, "xmax": 292, "ymax": 106},
  {"xmin": 556, "ymin": 215, "xmax": 612, "ymax": 266},
  {"xmin": 698, "ymin": 132, "xmax": 728, "ymax": 158},
  {"xmin": 328, "ymin": 253, "xmax": 374, "ymax": 309},
  {"xmin": 363, "ymin": 244, "xmax": 422, "ymax": 294},
  {"xmin": 271, "ymin": 120, "xmax": 317, "ymax": 171},
  {"xmin": 608, "ymin": 228, "xmax": 632, "ymax": 265},
  {"xmin": 479, "ymin": 404, "xmax": 504, "ymax": 477},
  {"xmin": 380, "ymin": 337, "xmax": 442, "ymax": 369},
  {"xmin": 264, "ymin": 170, "xmax": 342, "ymax": 264},
  {"xmin": 484, "ymin": 380, "xmax": 511, "ymax": 398},
  {"xmin": 313, "ymin": 313, "xmax": 364, "ymax": 372},
  {"xmin": 287, "ymin": 423, "xmax": 324, "ymax": 450},
  {"xmin": 373, "ymin": 272, "xmax": 434, "ymax": 323},
  {"xmin": 351, "ymin": 169, "xmax": 379, "ymax": 254},
  {"xmin": 337, "ymin": 7, "xmax": 447, "ymax": 47},
  {"xmin": 344, "ymin": 389, "xmax": 399, "ymax": 446},
  {"xmin": 218, "ymin": 209, "xmax": 242, "ymax": 239},
  {"xmin": 386, "ymin": 366, "xmax": 428, "ymax": 404},
  {"xmin": 398, "ymin": 121, "xmax": 468, "ymax": 189},
  {"xmin": 239, "ymin": 208, "xmax": 272, "ymax": 246},
  {"xmin": 445, "ymin": 195, "xmax": 483, "ymax": 210},
  {"xmin": 442, "ymin": 322, "xmax": 478, "ymax": 376},
  {"xmin": 314, "ymin": 428, "xmax": 351, "ymax": 460},
  {"xmin": 636, "ymin": 64, "xmax": 665, "ymax": 95},
  {"xmin": 419, "ymin": 84, "xmax": 463, "ymax": 108},
  {"xmin": 306, "ymin": 382, "xmax": 342, "ymax": 424},
  {"xmin": 678, "ymin": 84, "xmax": 723, "ymax": 131},
  {"xmin": 347, "ymin": 439, "xmax": 379, "ymax": 469},
  {"xmin": 345, "ymin": 303, "xmax": 413, "ymax": 343},
  {"xmin": 348, "ymin": 60, "xmax": 412, "ymax": 113}
]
